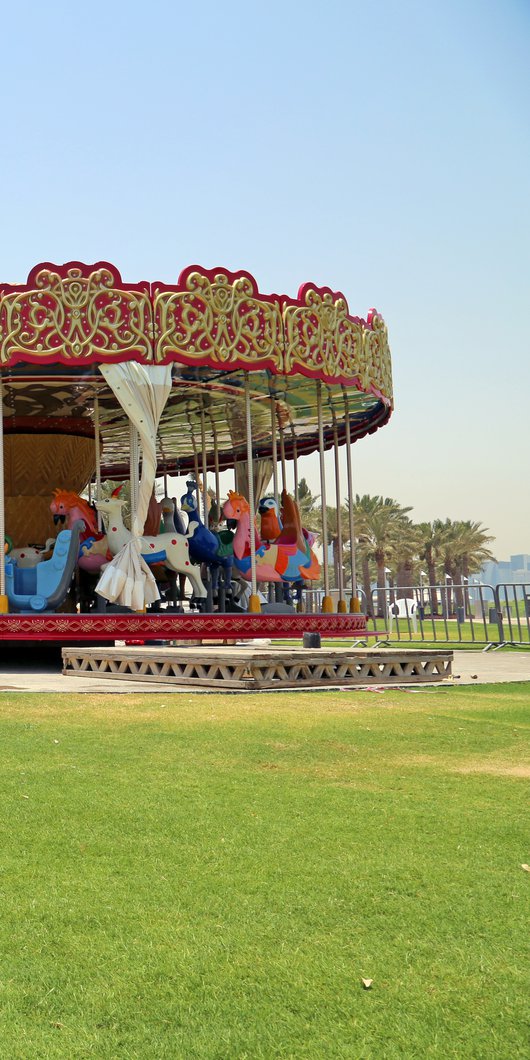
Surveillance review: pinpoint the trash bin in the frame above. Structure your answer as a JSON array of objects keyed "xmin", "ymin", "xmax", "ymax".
[
  {"xmin": 456, "ymin": 606, "xmax": 465, "ymax": 624},
  {"xmin": 525, "ymin": 596, "xmax": 530, "ymax": 618},
  {"xmin": 489, "ymin": 608, "xmax": 503, "ymax": 624}
]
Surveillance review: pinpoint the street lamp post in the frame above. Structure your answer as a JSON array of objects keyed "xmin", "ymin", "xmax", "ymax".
[
  {"xmin": 384, "ymin": 567, "xmax": 392, "ymax": 620},
  {"xmin": 444, "ymin": 573, "xmax": 452, "ymax": 619},
  {"xmin": 463, "ymin": 576, "xmax": 469, "ymax": 620},
  {"xmin": 419, "ymin": 569, "xmax": 427, "ymax": 612}
]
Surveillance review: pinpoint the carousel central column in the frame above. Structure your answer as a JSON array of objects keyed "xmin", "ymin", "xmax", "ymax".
[
  {"xmin": 316, "ymin": 380, "xmax": 333, "ymax": 614},
  {"xmin": 244, "ymin": 372, "xmax": 261, "ymax": 613}
]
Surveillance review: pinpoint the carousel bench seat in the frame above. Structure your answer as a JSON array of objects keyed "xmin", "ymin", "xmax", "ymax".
[{"xmin": 5, "ymin": 521, "xmax": 83, "ymax": 613}]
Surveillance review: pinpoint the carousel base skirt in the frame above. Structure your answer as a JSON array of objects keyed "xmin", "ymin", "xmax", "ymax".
[{"xmin": 0, "ymin": 611, "xmax": 368, "ymax": 645}]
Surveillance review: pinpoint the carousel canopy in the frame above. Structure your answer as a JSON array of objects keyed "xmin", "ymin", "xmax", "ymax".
[{"xmin": 0, "ymin": 261, "xmax": 393, "ymax": 474}]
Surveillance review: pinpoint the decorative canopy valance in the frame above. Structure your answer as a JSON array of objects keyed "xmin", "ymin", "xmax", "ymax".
[{"xmin": 0, "ymin": 261, "xmax": 393, "ymax": 405}]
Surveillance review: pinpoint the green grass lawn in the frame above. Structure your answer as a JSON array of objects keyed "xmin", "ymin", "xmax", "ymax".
[{"xmin": 0, "ymin": 685, "xmax": 528, "ymax": 1058}]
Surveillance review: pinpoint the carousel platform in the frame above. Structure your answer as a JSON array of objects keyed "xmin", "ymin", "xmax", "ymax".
[{"xmin": 62, "ymin": 644, "xmax": 453, "ymax": 690}]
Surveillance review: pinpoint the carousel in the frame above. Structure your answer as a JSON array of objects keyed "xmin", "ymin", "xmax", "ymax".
[{"xmin": 0, "ymin": 260, "xmax": 393, "ymax": 646}]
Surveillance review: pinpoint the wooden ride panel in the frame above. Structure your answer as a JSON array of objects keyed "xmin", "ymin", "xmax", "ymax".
[{"xmin": 62, "ymin": 646, "xmax": 453, "ymax": 690}]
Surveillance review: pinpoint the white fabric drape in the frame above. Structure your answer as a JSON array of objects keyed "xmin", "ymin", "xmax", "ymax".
[{"xmin": 96, "ymin": 363, "xmax": 173, "ymax": 609}]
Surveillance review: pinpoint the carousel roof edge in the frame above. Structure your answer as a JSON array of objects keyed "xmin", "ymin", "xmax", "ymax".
[{"xmin": 0, "ymin": 261, "xmax": 393, "ymax": 404}]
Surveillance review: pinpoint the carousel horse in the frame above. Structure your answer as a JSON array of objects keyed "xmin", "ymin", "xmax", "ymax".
[
  {"xmin": 180, "ymin": 481, "xmax": 233, "ymax": 594},
  {"xmin": 223, "ymin": 489, "xmax": 320, "ymax": 583},
  {"xmin": 157, "ymin": 496, "xmax": 188, "ymax": 604},
  {"xmin": 95, "ymin": 487, "xmax": 207, "ymax": 600},
  {"xmin": 50, "ymin": 489, "xmax": 111, "ymax": 574}
]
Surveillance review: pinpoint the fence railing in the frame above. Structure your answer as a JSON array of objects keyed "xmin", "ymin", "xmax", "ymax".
[
  {"xmin": 301, "ymin": 582, "xmax": 530, "ymax": 647},
  {"xmin": 366, "ymin": 582, "xmax": 530, "ymax": 647}
]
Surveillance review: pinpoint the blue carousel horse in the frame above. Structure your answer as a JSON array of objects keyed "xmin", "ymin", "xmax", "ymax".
[{"xmin": 180, "ymin": 481, "xmax": 233, "ymax": 602}]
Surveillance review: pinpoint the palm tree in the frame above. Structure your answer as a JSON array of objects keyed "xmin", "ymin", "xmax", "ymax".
[
  {"xmin": 296, "ymin": 478, "xmax": 321, "ymax": 534},
  {"xmin": 353, "ymin": 495, "xmax": 413, "ymax": 616},
  {"xmin": 417, "ymin": 519, "xmax": 453, "ymax": 615},
  {"xmin": 452, "ymin": 520, "xmax": 495, "ymax": 580},
  {"xmin": 442, "ymin": 520, "xmax": 495, "ymax": 611},
  {"xmin": 393, "ymin": 520, "xmax": 424, "ymax": 598}
]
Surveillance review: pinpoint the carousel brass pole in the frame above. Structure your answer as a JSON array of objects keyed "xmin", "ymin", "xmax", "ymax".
[
  {"xmin": 129, "ymin": 423, "xmax": 139, "ymax": 528},
  {"xmin": 190, "ymin": 424, "xmax": 200, "ymax": 494},
  {"xmin": 269, "ymin": 388, "xmax": 279, "ymax": 506},
  {"xmin": 332, "ymin": 415, "xmax": 347, "ymax": 613},
  {"xmin": 200, "ymin": 406, "xmax": 214, "ymax": 611},
  {"xmin": 244, "ymin": 372, "xmax": 260, "ymax": 613},
  {"xmin": 316, "ymin": 381, "xmax": 333, "ymax": 613},
  {"xmin": 291, "ymin": 423, "xmax": 299, "ymax": 502},
  {"xmin": 0, "ymin": 380, "xmax": 8, "ymax": 612},
  {"xmin": 279, "ymin": 419, "xmax": 287, "ymax": 493},
  {"xmin": 269, "ymin": 386, "xmax": 282, "ymax": 604},
  {"xmin": 211, "ymin": 417, "xmax": 221, "ymax": 517},
  {"xmin": 94, "ymin": 394, "xmax": 102, "ymax": 531},
  {"xmin": 200, "ymin": 408, "xmax": 208, "ymax": 527},
  {"xmin": 343, "ymin": 393, "xmax": 360, "ymax": 613}
]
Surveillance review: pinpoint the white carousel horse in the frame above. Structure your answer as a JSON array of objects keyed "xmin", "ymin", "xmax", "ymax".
[{"xmin": 95, "ymin": 491, "xmax": 207, "ymax": 600}]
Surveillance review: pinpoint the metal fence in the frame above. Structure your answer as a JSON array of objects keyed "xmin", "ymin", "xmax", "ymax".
[
  {"xmin": 367, "ymin": 582, "xmax": 530, "ymax": 647},
  {"xmin": 303, "ymin": 582, "xmax": 530, "ymax": 647}
]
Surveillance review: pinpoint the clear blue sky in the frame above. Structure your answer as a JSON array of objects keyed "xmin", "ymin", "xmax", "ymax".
[{"xmin": 1, "ymin": 0, "xmax": 528, "ymax": 557}]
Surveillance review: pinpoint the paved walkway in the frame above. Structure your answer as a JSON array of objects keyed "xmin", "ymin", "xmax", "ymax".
[{"xmin": 0, "ymin": 646, "xmax": 528, "ymax": 694}]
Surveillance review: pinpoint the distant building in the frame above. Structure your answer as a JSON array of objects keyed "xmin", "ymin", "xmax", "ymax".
[{"xmin": 480, "ymin": 555, "xmax": 530, "ymax": 585}]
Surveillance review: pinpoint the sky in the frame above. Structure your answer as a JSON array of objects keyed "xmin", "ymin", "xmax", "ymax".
[{"xmin": 0, "ymin": 0, "xmax": 528, "ymax": 558}]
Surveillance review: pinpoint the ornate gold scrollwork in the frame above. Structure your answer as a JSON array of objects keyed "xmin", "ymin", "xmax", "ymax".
[
  {"xmin": 361, "ymin": 312, "xmax": 393, "ymax": 404},
  {"xmin": 154, "ymin": 270, "xmax": 283, "ymax": 369},
  {"xmin": 0, "ymin": 263, "xmax": 393, "ymax": 406},
  {"xmin": 283, "ymin": 287, "xmax": 393, "ymax": 404},
  {"xmin": 283, "ymin": 288, "xmax": 363, "ymax": 379},
  {"xmin": 0, "ymin": 265, "xmax": 153, "ymax": 364}
]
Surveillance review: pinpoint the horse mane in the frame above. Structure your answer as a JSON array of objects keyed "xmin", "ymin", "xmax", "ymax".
[{"xmin": 52, "ymin": 488, "xmax": 97, "ymax": 530}]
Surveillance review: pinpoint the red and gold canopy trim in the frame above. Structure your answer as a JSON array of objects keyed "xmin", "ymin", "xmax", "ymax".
[
  {"xmin": 0, "ymin": 262, "xmax": 392, "ymax": 404},
  {"xmin": 153, "ymin": 266, "xmax": 283, "ymax": 373},
  {"xmin": 0, "ymin": 262, "xmax": 152, "ymax": 367}
]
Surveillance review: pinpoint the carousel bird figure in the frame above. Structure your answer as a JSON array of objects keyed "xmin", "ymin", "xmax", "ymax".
[{"xmin": 258, "ymin": 495, "xmax": 283, "ymax": 544}]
